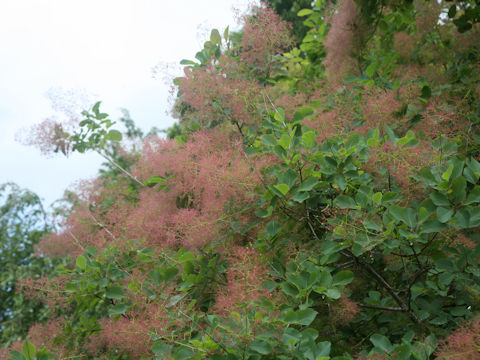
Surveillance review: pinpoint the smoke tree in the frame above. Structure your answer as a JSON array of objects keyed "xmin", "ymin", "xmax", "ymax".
[{"xmin": 3, "ymin": 1, "xmax": 480, "ymax": 359}]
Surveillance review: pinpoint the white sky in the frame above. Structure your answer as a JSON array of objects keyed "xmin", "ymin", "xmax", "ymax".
[{"xmin": 0, "ymin": 0, "xmax": 252, "ymax": 207}]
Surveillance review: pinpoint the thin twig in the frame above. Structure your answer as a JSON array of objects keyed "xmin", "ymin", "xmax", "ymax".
[
  {"xmin": 97, "ymin": 151, "xmax": 145, "ymax": 187},
  {"xmin": 67, "ymin": 229, "xmax": 85, "ymax": 251},
  {"xmin": 359, "ymin": 304, "xmax": 404, "ymax": 312}
]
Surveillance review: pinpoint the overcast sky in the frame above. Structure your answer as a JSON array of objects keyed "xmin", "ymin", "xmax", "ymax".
[{"xmin": 0, "ymin": 0, "xmax": 252, "ymax": 207}]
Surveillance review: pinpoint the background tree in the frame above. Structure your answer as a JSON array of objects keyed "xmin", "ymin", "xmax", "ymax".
[
  {"xmin": 261, "ymin": 0, "xmax": 314, "ymax": 42},
  {"xmin": 0, "ymin": 183, "xmax": 53, "ymax": 345}
]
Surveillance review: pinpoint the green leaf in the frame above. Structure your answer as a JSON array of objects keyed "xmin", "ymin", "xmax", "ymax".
[
  {"xmin": 325, "ymin": 287, "xmax": 341, "ymax": 299},
  {"xmin": 442, "ymin": 164, "xmax": 454, "ymax": 181},
  {"xmin": 333, "ymin": 174, "xmax": 347, "ymax": 190},
  {"xmin": 280, "ymin": 281, "xmax": 299, "ymax": 297},
  {"xmin": 180, "ymin": 59, "xmax": 198, "ymax": 65},
  {"xmin": 466, "ymin": 186, "xmax": 480, "ymax": 204},
  {"xmin": 448, "ymin": 4, "xmax": 457, "ymax": 18},
  {"xmin": 261, "ymin": 134, "xmax": 277, "ymax": 146},
  {"xmin": 178, "ymin": 252, "xmax": 195, "ymax": 263},
  {"xmin": 92, "ymin": 101, "xmax": 101, "ymax": 115},
  {"xmin": 430, "ymin": 192, "xmax": 450, "ymax": 207},
  {"xmin": 22, "ymin": 342, "xmax": 36, "ymax": 360},
  {"xmin": 36, "ymin": 349, "xmax": 55, "ymax": 360},
  {"xmin": 370, "ymin": 334, "xmax": 393, "ymax": 353},
  {"xmin": 280, "ymin": 169, "xmax": 298, "ymax": 189},
  {"xmin": 420, "ymin": 85, "xmax": 432, "ymax": 100},
  {"xmin": 106, "ymin": 129, "xmax": 122, "ymax": 142},
  {"xmin": 144, "ymin": 175, "xmax": 166, "ymax": 187},
  {"xmin": 334, "ymin": 195, "xmax": 357, "ymax": 209},
  {"xmin": 372, "ymin": 192, "xmax": 382, "ymax": 205},
  {"xmin": 273, "ymin": 144, "xmax": 287, "ymax": 159},
  {"xmin": 302, "ymin": 131, "xmax": 316, "ymax": 148},
  {"xmin": 389, "ymin": 206, "xmax": 417, "ymax": 228},
  {"xmin": 173, "ymin": 347, "xmax": 194, "ymax": 360},
  {"xmin": 274, "ymin": 183, "xmax": 290, "ymax": 196},
  {"xmin": 451, "ymin": 176, "xmax": 467, "ymax": 204},
  {"xmin": 106, "ymin": 286, "xmax": 125, "ymax": 299},
  {"xmin": 278, "ymin": 134, "xmax": 291, "ymax": 150},
  {"xmin": 437, "ymin": 207, "xmax": 454, "ymax": 223},
  {"xmin": 454, "ymin": 207, "xmax": 474, "ymax": 228},
  {"xmin": 318, "ymin": 270, "xmax": 333, "ymax": 288},
  {"xmin": 76, "ymin": 255, "xmax": 86, "ymax": 271},
  {"xmin": 223, "ymin": 26, "xmax": 229, "ymax": 40},
  {"xmin": 297, "ymin": 177, "xmax": 318, "ymax": 192},
  {"xmin": 291, "ymin": 191, "xmax": 310, "ymax": 203},
  {"xmin": 9, "ymin": 351, "xmax": 26, "ymax": 360},
  {"xmin": 108, "ymin": 303, "xmax": 130, "ymax": 316},
  {"xmin": 297, "ymin": 8, "xmax": 313, "ymax": 16},
  {"xmin": 266, "ymin": 220, "xmax": 281, "ymax": 237},
  {"xmin": 366, "ymin": 60, "xmax": 378, "ymax": 78},
  {"xmin": 249, "ymin": 340, "xmax": 272, "ymax": 355},
  {"xmin": 333, "ymin": 270, "xmax": 354, "ymax": 286},
  {"xmin": 313, "ymin": 341, "xmax": 331, "ymax": 358},
  {"xmin": 421, "ymin": 220, "xmax": 446, "ymax": 233},
  {"xmin": 152, "ymin": 340, "xmax": 171, "ymax": 354},
  {"xmin": 255, "ymin": 207, "xmax": 273, "ymax": 218},
  {"xmin": 283, "ymin": 308, "xmax": 318, "ymax": 326},
  {"xmin": 210, "ymin": 28, "xmax": 221, "ymax": 44},
  {"xmin": 293, "ymin": 106, "xmax": 314, "ymax": 122},
  {"xmin": 163, "ymin": 267, "xmax": 179, "ymax": 282},
  {"xmin": 394, "ymin": 343, "xmax": 411, "ymax": 360},
  {"xmin": 97, "ymin": 112, "xmax": 108, "ymax": 120}
]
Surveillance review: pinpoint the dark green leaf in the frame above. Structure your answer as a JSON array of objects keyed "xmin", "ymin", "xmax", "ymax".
[
  {"xmin": 291, "ymin": 191, "xmax": 310, "ymax": 203},
  {"xmin": 334, "ymin": 195, "xmax": 357, "ymax": 209},
  {"xmin": 370, "ymin": 334, "xmax": 393, "ymax": 353},
  {"xmin": 297, "ymin": 177, "xmax": 318, "ymax": 192},
  {"xmin": 144, "ymin": 175, "xmax": 166, "ymax": 187},
  {"xmin": 420, "ymin": 85, "xmax": 431, "ymax": 100},
  {"xmin": 448, "ymin": 4, "xmax": 457, "ymax": 18},
  {"xmin": 283, "ymin": 308, "xmax": 318, "ymax": 326},
  {"xmin": 280, "ymin": 282, "xmax": 299, "ymax": 297},
  {"xmin": 106, "ymin": 286, "xmax": 125, "ymax": 299},
  {"xmin": 266, "ymin": 220, "xmax": 281, "ymax": 237},
  {"xmin": 430, "ymin": 192, "xmax": 450, "ymax": 207},
  {"xmin": 108, "ymin": 303, "xmax": 130, "ymax": 316},
  {"xmin": 451, "ymin": 176, "xmax": 467, "ymax": 204},
  {"xmin": 249, "ymin": 341, "xmax": 272, "ymax": 355},
  {"xmin": 9, "ymin": 351, "xmax": 25, "ymax": 360},
  {"xmin": 333, "ymin": 270, "xmax": 354, "ymax": 286},
  {"xmin": 389, "ymin": 206, "xmax": 417, "ymax": 228},
  {"xmin": 421, "ymin": 220, "xmax": 446, "ymax": 233},
  {"xmin": 262, "ymin": 134, "xmax": 277, "ymax": 147},
  {"xmin": 163, "ymin": 267, "xmax": 179, "ymax": 282},
  {"xmin": 152, "ymin": 340, "xmax": 171, "ymax": 354},
  {"xmin": 293, "ymin": 106, "xmax": 314, "ymax": 122},
  {"xmin": 437, "ymin": 207, "xmax": 454, "ymax": 223}
]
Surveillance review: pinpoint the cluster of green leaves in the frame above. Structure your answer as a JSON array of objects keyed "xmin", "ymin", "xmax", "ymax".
[
  {"xmin": 8, "ymin": 341, "xmax": 54, "ymax": 360},
  {"xmin": 238, "ymin": 103, "xmax": 480, "ymax": 357},
  {"xmin": 72, "ymin": 101, "xmax": 123, "ymax": 154}
]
